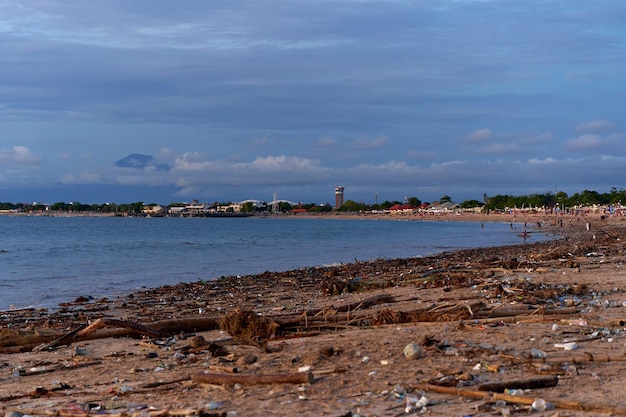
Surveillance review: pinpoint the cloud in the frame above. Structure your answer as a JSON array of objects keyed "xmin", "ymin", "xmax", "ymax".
[
  {"xmin": 528, "ymin": 157, "xmax": 557, "ymax": 164},
  {"xmin": 406, "ymin": 149, "xmax": 438, "ymax": 160},
  {"xmin": 3, "ymin": 1, "xmax": 626, "ymax": 204},
  {"xmin": 0, "ymin": 146, "xmax": 41, "ymax": 164},
  {"xmin": 565, "ymin": 134, "xmax": 602, "ymax": 152},
  {"xmin": 576, "ymin": 120, "xmax": 614, "ymax": 133},
  {"xmin": 524, "ymin": 132, "xmax": 554, "ymax": 145},
  {"xmin": 480, "ymin": 142, "xmax": 520, "ymax": 155},
  {"xmin": 249, "ymin": 135, "xmax": 279, "ymax": 147},
  {"xmin": 50, "ymin": 146, "xmax": 626, "ymax": 205},
  {"xmin": 314, "ymin": 137, "xmax": 339, "ymax": 147},
  {"xmin": 157, "ymin": 147, "xmax": 176, "ymax": 162},
  {"xmin": 247, "ymin": 155, "xmax": 321, "ymax": 171},
  {"xmin": 351, "ymin": 135, "xmax": 388, "ymax": 150},
  {"xmin": 464, "ymin": 128, "xmax": 492, "ymax": 143}
]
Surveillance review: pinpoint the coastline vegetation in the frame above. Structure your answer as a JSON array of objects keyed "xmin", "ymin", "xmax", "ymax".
[{"xmin": 1, "ymin": 187, "xmax": 625, "ymax": 215}]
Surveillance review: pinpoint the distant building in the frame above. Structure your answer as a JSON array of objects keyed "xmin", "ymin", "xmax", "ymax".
[
  {"xmin": 142, "ymin": 204, "xmax": 165, "ymax": 216},
  {"xmin": 335, "ymin": 186, "xmax": 344, "ymax": 208}
]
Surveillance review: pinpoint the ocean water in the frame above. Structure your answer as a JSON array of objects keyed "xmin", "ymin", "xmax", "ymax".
[{"xmin": 0, "ymin": 216, "xmax": 550, "ymax": 310}]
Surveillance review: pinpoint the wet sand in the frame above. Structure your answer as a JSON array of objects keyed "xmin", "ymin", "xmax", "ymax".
[{"xmin": 1, "ymin": 212, "xmax": 625, "ymax": 416}]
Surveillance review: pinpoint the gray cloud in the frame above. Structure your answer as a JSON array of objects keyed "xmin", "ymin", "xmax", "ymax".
[{"xmin": 1, "ymin": 1, "xmax": 625, "ymax": 203}]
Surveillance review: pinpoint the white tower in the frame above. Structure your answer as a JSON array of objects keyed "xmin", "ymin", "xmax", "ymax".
[{"xmin": 272, "ymin": 193, "xmax": 279, "ymax": 213}]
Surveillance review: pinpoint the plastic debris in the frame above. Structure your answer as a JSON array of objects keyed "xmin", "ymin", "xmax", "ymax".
[
  {"xmin": 530, "ymin": 348, "xmax": 546, "ymax": 358},
  {"xmin": 554, "ymin": 342, "xmax": 579, "ymax": 350}
]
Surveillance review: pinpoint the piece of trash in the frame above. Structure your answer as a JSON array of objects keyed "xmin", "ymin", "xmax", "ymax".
[
  {"xmin": 532, "ymin": 398, "xmax": 547, "ymax": 412},
  {"xmin": 405, "ymin": 393, "xmax": 428, "ymax": 413},
  {"xmin": 206, "ymin": 401, "xmax": 223, "ymax": 410},
  {"xmin": 555, "ymin": 342, "xmax": 578, "ymax": 350},
  {"xmin": 486, "ymin": 364, "xmax": 501, "ymax": 373},
  {"xmin": 116, "ymin": 385, "xmax": 133, "ymax": 394},
  {"xmin": 74, "ymin": 346, "xmax": 88, "ymax": 356},
  {"xmin": 530, "ymin": 348, "xmax": 546, "ymax": 358},
  {"xmin": 504, "ymin": 389, "xmax": 524, "ymax": 395},
  {"xmin": 393, "ymin": 384, "xmax": 406, "ymax": 396}
]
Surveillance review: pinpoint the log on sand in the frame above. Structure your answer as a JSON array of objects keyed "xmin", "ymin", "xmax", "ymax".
[
  {"xmin": 192, "ymin": 371, "xmax": 314, "ymax": 386},
  {"xmin": 34, "ymin": 318, "xmax": 169, "ymax": 351},
  {"xmin": 477, "ymin": 375, "xmax": 559, "ymax": 392},
  {"xmin": 414, "ymin": 383, "xmax": 626, "ymax": 415}
]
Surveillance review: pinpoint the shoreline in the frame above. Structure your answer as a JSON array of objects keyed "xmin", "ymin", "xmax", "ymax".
[
  {"xmin": 0, "ymin": 213, "xmax": 562, "ymax": 312},
  {"xmin": 1, "ymin": 213, "xmax": 625, "ymax": 416}
]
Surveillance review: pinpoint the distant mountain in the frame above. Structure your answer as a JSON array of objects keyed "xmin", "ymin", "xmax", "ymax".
[{"xmin": 115, "ymin": 154, "xmax": 170, "ymax": 171}]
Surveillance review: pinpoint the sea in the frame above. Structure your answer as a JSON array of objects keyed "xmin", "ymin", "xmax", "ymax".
[{"xmin": 0, "ymin": 215, "xmax": 552, "ymax": 311}]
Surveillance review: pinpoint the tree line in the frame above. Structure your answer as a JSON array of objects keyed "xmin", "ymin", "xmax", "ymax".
[
  {"xmin": 1, "ymin": 187, "xmax": 624, "ymax": 214},
  {"xmin": 483, "ymin": 188, "xmax": 626, "ymax": 212},
  {"xmin": 0, "ymin": 201, "xmax": 145, "ymax": 214}
]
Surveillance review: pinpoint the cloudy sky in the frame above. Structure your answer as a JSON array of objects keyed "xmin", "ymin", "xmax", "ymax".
[{"xmin": 1, "ymin": 1, "xmax": 625, "ymax": 205}]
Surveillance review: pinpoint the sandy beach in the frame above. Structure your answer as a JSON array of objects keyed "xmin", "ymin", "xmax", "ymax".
[{"xmin": 1, "ymin": 212, "xmax": 626, "ymax": 416}]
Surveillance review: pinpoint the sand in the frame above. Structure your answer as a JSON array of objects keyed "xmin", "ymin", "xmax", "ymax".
[{"xmin": 1, "ymin": 212, "xmax": 626, "ymax": 417}]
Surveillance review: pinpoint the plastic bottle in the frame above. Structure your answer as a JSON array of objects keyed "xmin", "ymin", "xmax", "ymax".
[
  {"xmin": 530, "ymin": 348, "xmax": 546, "ymax": 358},
  {"xmin": 532, "ymin": 398, "xmax": 546, "ymax": 412}
]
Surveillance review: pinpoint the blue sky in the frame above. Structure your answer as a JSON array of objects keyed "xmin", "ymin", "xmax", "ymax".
[{"xmin": 1, "ymin": 0, "xmax": 625, "ymax": 205}]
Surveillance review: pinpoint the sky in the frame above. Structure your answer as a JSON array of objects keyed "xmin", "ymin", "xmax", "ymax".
[{"xmin": 1, "ymin": 0, "xmax": 625, "ymax": 205}]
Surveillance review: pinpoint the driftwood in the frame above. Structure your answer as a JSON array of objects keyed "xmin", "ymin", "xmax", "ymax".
[
  {"xmin": 34, "ymin": 318, "xmax": 168, "ymax": 351},
  {"xmin": 460, "ymin": 313, "xmax": 578, "ymax": 327},
  {"xmin": 140, "ymin": 375, "xmax": 192, "ymax": 389},
  {"xmin": 275, "ymin": 300, "xmax": 485, "ymax": 332},
  {"xmin": 14, "ymin": 361, "xmax": 101, "ymax": 377},
  {"xmin": 507, "ymin": 352, "xmax": 626, "ymax": 365},
  {"xmin": 209, "ymin": 365, "xmax": 239, "ymax": 374},
  {"xmin": 192, "ymin": 370, "xmax": 314, "ymax": 385},
  {"xmin": 0, "ymin": 294, "xmax": 590, "ymax": 354},
  {"xmin": 474, "ymin": 306, "xmax": 578, "ymax": 318},
  {"xmin": 0, "ymin": 344, "xmax": 44, "ymax": 354},
  {"xmin": 0, "ymin": 316, "xmax": 222, "ymax": 354},
  {"xmin": 151, "ymin": 316, "xmax": 220, "ymax": 334},
  {"xmin": 8, "ymin": 408, "xmax": 225, "ymax": 417},
  {"xmin": 268, "ymin": 293, "xmax": 397, "ymax": 325},
  {"xmin": 413, "ymin": 383, "xmax": 626, "ymax": 415},
  {"xmin": 477, "ymin": 375, "xmax": 558, "ymax": 392},
  {"xmin": 73, "ymin": 316, "xmax": 221, "ymax": 341}
]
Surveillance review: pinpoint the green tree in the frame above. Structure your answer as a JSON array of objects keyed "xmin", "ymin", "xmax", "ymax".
[
  {"xmin": 310, "ymin": 204, "xmax": 332, "ymax": 213},
  {"xmin": 51, "ymin": 201, "xmax": 68, "ymax": 211},
  {"xmin": 407, "ymin": 197, "xmax": 421, "ymax": 207},
  {"xmin": 379, "ymin": 200, "xmax": 401, "ymax": 210},
  {"xmin": 339, "ymin": 200, "xmax": 368, "ymax": 212},
  {"xmin": 0, "ymin": 202, "xmax": 19, "ymax": 210},
  {"xmin": 278, "ymin": 201, "xmax": 292, "ymax": 212},
  {"xmin": 605, "ymin": 187, "xmax": 626, "ymax": 204},
  {"xmin": 576, "ymin": 190, "xmax": 604, "ymax": 206},
  {"xmin": 439, "ymin": 195, "xmax": 452, "ymax": 203},
  {"xmin": 240, "ymin": 202, "xmax": 255, "ymax": 212},
  {"xmin": 460, "ymin": 199, "xmax": 482, "ymax": 209}
]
